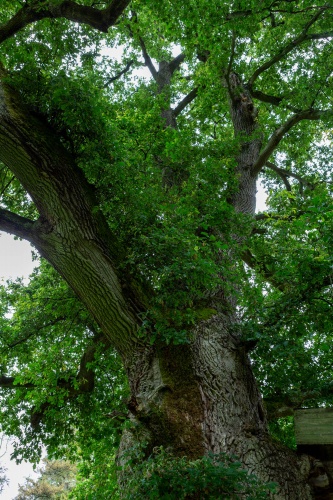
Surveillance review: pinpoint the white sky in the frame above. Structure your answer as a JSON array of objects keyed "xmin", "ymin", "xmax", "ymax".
[
  {"xmin": 0, "ymin": 233, "xmax": 35, "ymax": 282},
  {"xmin": 0, "ymin": 232, "xmax": 38, "ymax": 499}
]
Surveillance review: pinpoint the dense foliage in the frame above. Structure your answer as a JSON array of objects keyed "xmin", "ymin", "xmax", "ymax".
[{"xmin": 0, "ymin": 0, "xmax": 332, "ymax": 497}]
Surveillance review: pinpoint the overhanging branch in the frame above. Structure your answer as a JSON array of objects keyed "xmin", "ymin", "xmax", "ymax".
[{"xmin": 0, "ymin": 0, "xmax": 131, "ymax": 44}]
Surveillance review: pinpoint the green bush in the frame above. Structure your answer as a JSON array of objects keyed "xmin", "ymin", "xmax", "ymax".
[{"xmin": 123, "ymin": 448, "xmax": 276, "ymax": 499}]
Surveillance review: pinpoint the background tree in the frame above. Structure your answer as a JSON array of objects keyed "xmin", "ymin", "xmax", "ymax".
[
  {"xmin": 15, "ymin": 459, "xmax": 77, "ymax": 500},
  {"xmin": 0, "ymin": 0, "xmax": 333, "ymax": 498},
  {"xmin": 0, "ymin": 462, "xmax": 8, "ymax": 494}
]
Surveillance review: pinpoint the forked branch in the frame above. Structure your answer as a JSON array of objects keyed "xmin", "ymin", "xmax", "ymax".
[
  {"xmin": 265, "ymin": 161, "xmax": 315, "ymax": 191},
  {"xmin": 248, "ymin": 7, "xmax": 333, "ymax": 87}
]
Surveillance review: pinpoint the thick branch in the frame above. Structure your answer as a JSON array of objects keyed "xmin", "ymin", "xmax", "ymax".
[
  {"xmin": 173, "ymin": 87, "xmax": 198, "ymax": 117},
  {"xmin": 0, "ymin": 375, "xmax": 34, "ymax": 389},
  {"xmin": 138, "ymin": 35, "xmax": 158, "ymax": 80},
  {"xmin": 0, "ymin": 208, "xmax": 36, "ymax": 242},
  {"xmin": 248, "ymin": 8, "xmax": 333, "ymax": 87},
  {"xmin": 0, "ymin": 68, "xmax": 142, "ymax": 360},
  {"xmin": 252, "ymin": 108, "xmax": 333, "ymax": 176},
  {"xmin": 0, "ymin": 0, "xmax": 130, "ymax": 44},
  {"xmin": 169, "ymin": 53, "xmax": 186, "ymax": 75}
]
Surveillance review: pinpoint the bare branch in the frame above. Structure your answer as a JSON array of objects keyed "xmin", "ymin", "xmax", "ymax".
[
  {"xmin": 252, "ymin": 108, "xmax": 333, "ymax": 176},
  {"xmin": 104, "ymin": 59, "xmax": 134, "ymax": 87},
  {"xmin": 265, "ymin": 161, "xmax": 315, "ymax": 190},
  {"xmin": 0, "ymin": 0, "xmax": 131, "ymax": 45},
  {"xmin": 248, "ymin": 7, "xmax": 333, "ymax": 87},
  {"xmin": 173, "ymin": 87, "xmax": 198, "ymax": 117},
  {"xmin": 0, "ymin": 208, "xmax": 36, "ymax": 242},
  {"xmin": 247, "ymin": 87, "xmax": 301, "ymax": 113}
]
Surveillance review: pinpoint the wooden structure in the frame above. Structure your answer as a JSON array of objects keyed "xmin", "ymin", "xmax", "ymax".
[
  {"xmin": 295, "ymin": 408, "xmax": 333, "ymax": 446},
  {"xmin": 295, "ymin": 408, "xmax": 333, "ymax": 496}
]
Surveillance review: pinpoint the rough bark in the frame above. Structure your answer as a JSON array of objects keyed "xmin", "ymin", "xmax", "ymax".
[
  {"xmin": 118, "ymin": 313, "xmax": 316, "ymax": 498},
  {"xmin": 0, "ymin": 0, "xmax": 131, "ymax": 44}
]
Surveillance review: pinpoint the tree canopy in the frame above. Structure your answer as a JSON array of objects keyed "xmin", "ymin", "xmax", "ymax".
[{"xmin": 0, "ymin": 0, "xmax": 332, "ymax": 497}]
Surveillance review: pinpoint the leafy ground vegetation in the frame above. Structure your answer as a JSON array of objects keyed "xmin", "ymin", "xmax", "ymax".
[{"xmin": 0, "ymin": 0, "xmax": 333, "ymax": 498}]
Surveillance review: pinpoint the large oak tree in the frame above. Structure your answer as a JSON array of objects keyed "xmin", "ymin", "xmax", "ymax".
[{"xmin": 0, "ymin": 0, "xmax": 333, "ymax": 497}]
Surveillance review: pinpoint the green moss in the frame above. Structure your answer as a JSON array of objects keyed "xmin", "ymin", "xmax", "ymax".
[{"xmin": 194, "ymin": 308, "xmax": 217, "ymax": 321}]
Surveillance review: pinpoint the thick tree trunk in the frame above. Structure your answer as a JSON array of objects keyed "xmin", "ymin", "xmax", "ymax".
[
  {"xmin": 0, "ymin": 70, "xmax": 324, "ymax": 499},
  {"xmin": 120, "ymin": 312, "xmax": 316, "ymax": 499}
]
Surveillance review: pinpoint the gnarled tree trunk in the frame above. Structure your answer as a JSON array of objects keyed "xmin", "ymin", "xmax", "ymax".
[
  {"xmin": 119, "ymin": 313, "xmax": 315, "ymax": 499},
  {"xmin": 0, "ymin": 63, "xmax": 324, "ymax": 500}
]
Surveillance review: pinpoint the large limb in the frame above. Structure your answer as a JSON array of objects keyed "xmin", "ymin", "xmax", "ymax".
[
  {"xmin": 0, "ymin": 65, "xmax": 143, "ymax": 362},
  {"xmin": 0, "ymin": 0, "xmax": 131, "ymax": 44}
]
